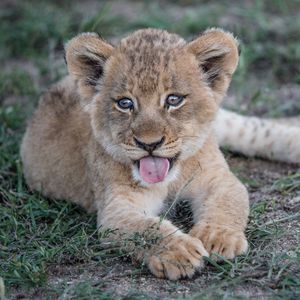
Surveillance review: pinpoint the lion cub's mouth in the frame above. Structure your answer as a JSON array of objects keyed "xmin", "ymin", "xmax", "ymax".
[{"xmin": 136, "ymin": 156, "xmax": 178, "ymax": 184}]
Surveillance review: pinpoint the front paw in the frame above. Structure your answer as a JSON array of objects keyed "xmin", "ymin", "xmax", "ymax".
[
  {"xmin": 146, "ymin": 233, "xmax": 208, "ymax": 280},
  {"xmin": 189, "ymin": 223, "xmax": 248, "ymax": 260}
]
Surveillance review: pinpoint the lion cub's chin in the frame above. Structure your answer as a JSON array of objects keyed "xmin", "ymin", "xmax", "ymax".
[{"xmin": 131, "ymin": 162, "xmax": 181, "ymax": 187}]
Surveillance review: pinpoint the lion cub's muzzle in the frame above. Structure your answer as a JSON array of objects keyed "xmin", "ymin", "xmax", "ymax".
[
  {"xmin": 130, "ymin": 136, "xmax": 179, "ymax": 184},
  {"xmin": 133, "ymin": 136, "xmax": 165, "ymax": 154}
]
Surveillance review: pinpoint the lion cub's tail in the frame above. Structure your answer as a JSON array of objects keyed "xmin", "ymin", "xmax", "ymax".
[{"xmin": 215, "ymin": 109, "xmax": 300, "ymax": 164}]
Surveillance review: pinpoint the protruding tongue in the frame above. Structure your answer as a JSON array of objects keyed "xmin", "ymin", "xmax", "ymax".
[{"xmin": 139, "ymin": 156, "xmax": 170, "ymax": 183}]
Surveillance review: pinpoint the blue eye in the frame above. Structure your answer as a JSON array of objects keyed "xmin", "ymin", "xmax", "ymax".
[
  {"xmin": 166, "ymin": 94, "xmax": 184, "ymax": 107},
  {"xmin": 117, "ymin": 98, "xmax": 134, "ymax": 110}
]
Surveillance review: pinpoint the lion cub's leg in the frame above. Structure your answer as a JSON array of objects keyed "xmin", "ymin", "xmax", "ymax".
[
  {"xmin": 187, "ymin": 146, "xmax": 249, "ymax": 260},
  {"xmin": 97, "ymin": 186, "xmax": 208, "ymax": 280}
]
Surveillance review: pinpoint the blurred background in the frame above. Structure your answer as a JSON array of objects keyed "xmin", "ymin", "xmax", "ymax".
[{"xmin": 1, "ymin": 0, "xmax": 300, "ymax": 118}]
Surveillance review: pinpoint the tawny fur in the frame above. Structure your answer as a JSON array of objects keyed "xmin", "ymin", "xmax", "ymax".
[
  {"xmin": 21, "ymin": 28, "xmax": 250, "ymax": 280},
  {"xmin": 215, "ymin": 109, "xmax": 300, "ymax": 163}
]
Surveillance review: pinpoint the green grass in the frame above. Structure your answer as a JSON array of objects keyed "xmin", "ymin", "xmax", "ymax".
[
  {"xmin": 0, "ymin": 69, "xmax": 37, "ymax": 99},
  {"xmin": 273, "ymin": 173, "xmax": 300, "ymax": 193},
  {"xmin": 1, "ymin": 0, "xmax": 300, "ymax": 299}
]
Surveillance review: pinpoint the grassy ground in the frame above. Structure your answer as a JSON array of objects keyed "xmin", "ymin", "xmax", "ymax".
[{"xmin": 1, "ymin": 0, "xmax": 300, "ymax": 299}]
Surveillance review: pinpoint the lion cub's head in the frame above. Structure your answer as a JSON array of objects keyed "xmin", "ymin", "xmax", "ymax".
[{"xmin": 65, "ymin": 28, "xmax": 239, "ymax": 184}]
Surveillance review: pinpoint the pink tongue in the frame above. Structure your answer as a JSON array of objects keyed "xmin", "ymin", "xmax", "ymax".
[{"xmin": 139, "ymin": 157, "xmax": 170, "ymax": 183}]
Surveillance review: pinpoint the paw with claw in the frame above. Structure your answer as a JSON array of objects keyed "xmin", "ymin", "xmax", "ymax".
[
  {"xmin": 146, "ymin": 233, "xmax": 208, "ymax": 280},
  {"xmin": 190, "ymin": 222, "xmax": 248, "ymax": 260}
]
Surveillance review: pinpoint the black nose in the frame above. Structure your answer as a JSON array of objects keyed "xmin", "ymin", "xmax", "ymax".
[{"xmin": 134, "ymin": 136, "xmax": 165, "ymax": 153}]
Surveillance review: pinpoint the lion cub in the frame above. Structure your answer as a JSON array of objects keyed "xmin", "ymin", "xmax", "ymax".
[{"xmin": 21, "ymin": 28, "xmax": 249, "ymax": 280}]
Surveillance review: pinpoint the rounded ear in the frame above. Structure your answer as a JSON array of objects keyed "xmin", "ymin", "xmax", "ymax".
[
  {"xmin": 65, "ymin": 32, "xmax": 114, "ymax": 100},
  {"xmin": 185, "ymin": 28, "xmax": 239, "ymax": 102}
]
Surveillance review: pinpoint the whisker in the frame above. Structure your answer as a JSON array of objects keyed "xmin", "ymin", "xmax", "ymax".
[
  {"xmin": 164, "ymin": 140, "xmax": 180, "ymax": 146},
  {"xmin": 124, "ymin": 149, "xmax": 137, "ymax": 152},
  {"xmin": 178, "ymin": 135, "xmax": 202, "ymax": 139},
  {"xmin": 161, "ymin": 146, "xmax": 178, "ymax": 151}
]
